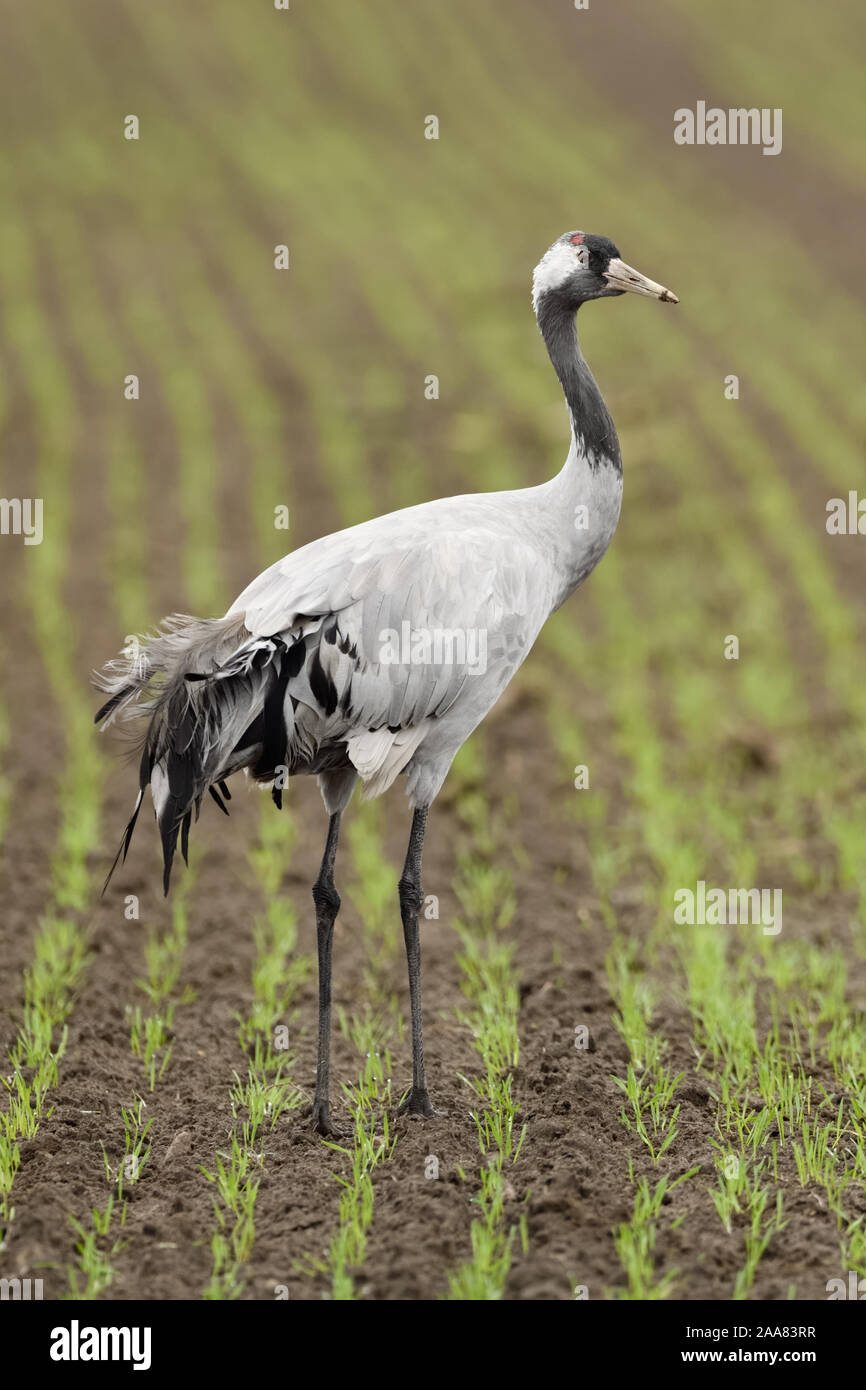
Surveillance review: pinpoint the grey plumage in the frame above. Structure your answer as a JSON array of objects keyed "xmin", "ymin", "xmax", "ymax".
[{"xmin": 95, "ymin": 503, "xmax": 560, "ymax": 888}]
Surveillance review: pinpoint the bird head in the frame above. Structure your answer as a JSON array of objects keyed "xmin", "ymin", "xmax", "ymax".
[{"xmin": 532, "ymin": 231, "xmax": 679, "ymax": 314}]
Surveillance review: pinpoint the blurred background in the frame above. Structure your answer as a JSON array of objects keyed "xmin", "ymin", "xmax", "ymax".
[{"xmin": 1, "ymin": 0, "xmax": 866, "ymax": 1301}]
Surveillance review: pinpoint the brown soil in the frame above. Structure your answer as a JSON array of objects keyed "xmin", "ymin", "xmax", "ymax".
[{"xmin": 1, "ymin": 0, "xmax": 863, "ymax": 1304}]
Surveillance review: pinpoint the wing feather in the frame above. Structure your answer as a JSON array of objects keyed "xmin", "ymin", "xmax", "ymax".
[{"xmin": 224, "ymin": 498, "xmax": 556, "ymax": 790}]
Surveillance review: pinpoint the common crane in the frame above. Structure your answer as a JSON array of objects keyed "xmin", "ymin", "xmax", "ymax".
[{"xmin": 95, "ymin": 231, "xmax": 678, "ymax": 1135}]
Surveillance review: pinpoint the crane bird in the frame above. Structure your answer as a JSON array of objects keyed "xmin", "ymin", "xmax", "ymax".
[{"xmin": 95, "ymin": 231, "xmax": 677, "ymax": 1135}]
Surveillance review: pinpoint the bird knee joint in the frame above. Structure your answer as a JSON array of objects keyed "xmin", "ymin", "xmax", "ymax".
[
  {"xmin": 313, "ymin": 880, "xmax": 340, "ymax": 918},
  {"xmin": 398, "ymin": 876, "xmax": 422, "ymax": 917}
]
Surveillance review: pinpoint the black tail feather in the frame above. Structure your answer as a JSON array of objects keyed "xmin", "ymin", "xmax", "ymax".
[
  {"xmin": 98, "ymin": 615, "xmax": 296, "ymax": 895},
  {"xmin": 161, "ymin": 818, "xmax": 179, "ymax": 896},
  {"xmin": 252, "ymin": 639, "xmax": 291, "ymax": 779},
  {"xmin": 94, "ymin": 685, "xmax": 134, "ymax": 725},
  {"xmin": 101, "ymin": 790, "xmax": 144, "ymax": 895}
]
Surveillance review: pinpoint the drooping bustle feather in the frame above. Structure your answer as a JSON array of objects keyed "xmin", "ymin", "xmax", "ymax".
[{"xmin": 94, "ymin": 613, "xmax": 300, "ymax": 893}]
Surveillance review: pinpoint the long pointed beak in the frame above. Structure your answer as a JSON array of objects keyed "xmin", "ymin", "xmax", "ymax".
[{"xmin": 604, "ymin": 257, "xmax": 679, "ymax": 303}]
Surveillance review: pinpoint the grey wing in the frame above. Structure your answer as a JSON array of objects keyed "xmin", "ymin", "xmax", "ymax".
[{"xmin": 225, "ymin": 518, "xmax": 553, "ymax": 795}]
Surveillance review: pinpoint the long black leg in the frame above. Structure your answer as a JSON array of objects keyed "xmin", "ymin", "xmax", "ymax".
[
  {"xmin": 397, "ymin": 805, "xmax": 436, "ymax": 1116},
  {"xmin": 311, "ymin": 811, "xmax": 343, "ymax": 1136}
]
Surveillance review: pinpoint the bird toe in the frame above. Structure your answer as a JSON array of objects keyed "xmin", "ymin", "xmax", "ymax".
[{"xmin": 397, "ymin": 1088, "xmax": 441, "ymax": 1118}]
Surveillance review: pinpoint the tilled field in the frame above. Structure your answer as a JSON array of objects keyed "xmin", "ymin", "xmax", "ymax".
[{"xmin": 1, "ymin": 0, "xmax": 865, "ymax": 1301}]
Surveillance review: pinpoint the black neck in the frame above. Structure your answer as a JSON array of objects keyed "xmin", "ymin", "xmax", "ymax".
[{"xmin": 536, "ymin": 292, "xmax": 621, "ymax": 473}]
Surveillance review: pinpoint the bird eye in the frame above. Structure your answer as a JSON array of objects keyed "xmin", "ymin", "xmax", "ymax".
[{"xmin": 575, "ymin": 245, "xmax": 590, "ymax": 268}]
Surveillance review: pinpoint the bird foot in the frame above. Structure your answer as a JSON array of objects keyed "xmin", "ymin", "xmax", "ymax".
[
  {"xmin": 310, "ymin": 1101, "xmax": 348, "ymax": 1139},
  {"xmin": 397, "ymin": 1087, "xmax": 441, "ymax": 1118}
]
